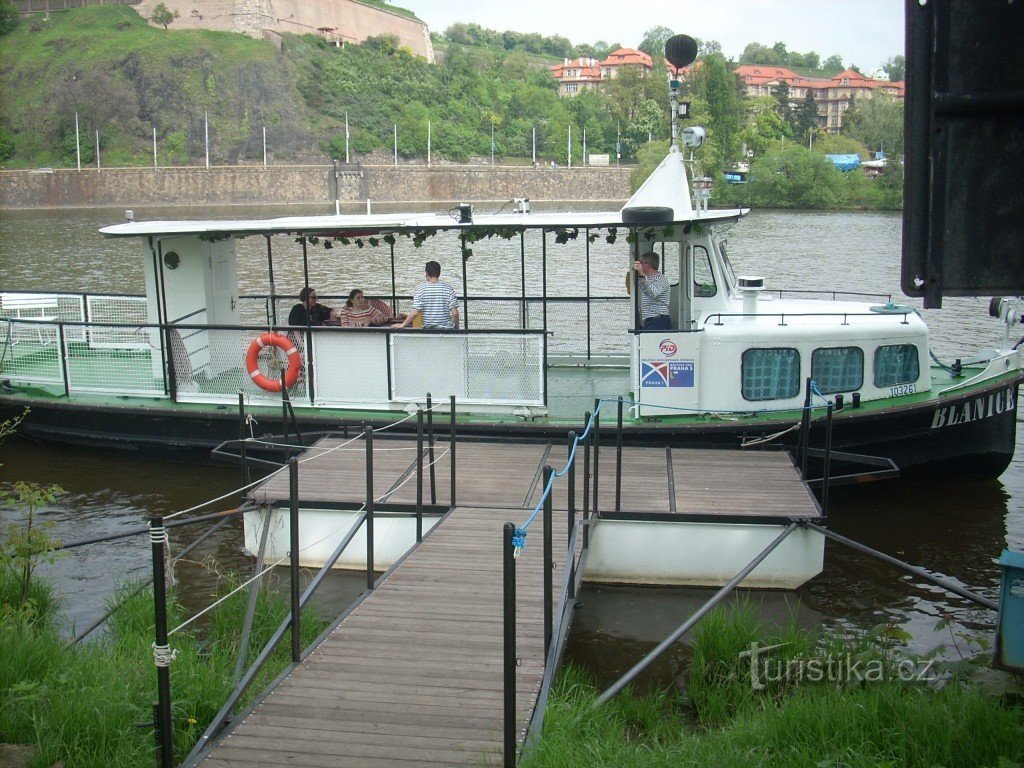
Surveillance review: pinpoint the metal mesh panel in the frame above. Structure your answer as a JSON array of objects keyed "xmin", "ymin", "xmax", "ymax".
[
  {"xmin": 85, "ymin": 296, "xmax": 149, "ymax": 348},
  {"xmin": 523, "ymin": 298, "xmax": 631, "ymax": 357},
  {"xmin": 310, "ymin": 331, "xmax": 391, "ymax": 405},
  {"xmin": 0, "ymin": 321, "xmax": 63, "ymax": 386},
  {"xmin": 391, "ymin": 333, "xmax": 543, "ymax": 405},
  {"xmin": 64, "ymin": 325, "xmax": 166, "ymax": 397},
  {"xmin": 174, "ymin": 327, "xmax": 310, "ymax": 406}
]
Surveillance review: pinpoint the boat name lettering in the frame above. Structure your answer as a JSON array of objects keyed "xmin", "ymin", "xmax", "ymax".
[
  {"xmin": 890, "ymin": 383, "xmax": 916, "ymax": 397},
  {"xmin": 930, "ymin": 387, "xmax": 1017, "ymax": 429},
  {"xmin": 659, "ymin": 339, "xmax": 678, "ymax": 357}
]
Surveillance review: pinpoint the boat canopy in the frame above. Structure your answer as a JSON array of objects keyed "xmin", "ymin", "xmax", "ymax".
[{"xmin": 99, "ymin": 148, "xmax": 747, "ymax": 240}]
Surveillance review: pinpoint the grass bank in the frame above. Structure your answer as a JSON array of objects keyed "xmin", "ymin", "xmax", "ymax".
[
  {"xmin": 523, "ymin": 604, "xmax": 1024, "ymax": 768},
  {"xmin": 0, "ymin": 567, "xmax": 328, "ymax": 767}
]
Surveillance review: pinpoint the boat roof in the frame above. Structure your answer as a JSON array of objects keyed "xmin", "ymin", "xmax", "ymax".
[{"xmin": 99, "ymin": 147, "xmax": 748, "ymax": 239}]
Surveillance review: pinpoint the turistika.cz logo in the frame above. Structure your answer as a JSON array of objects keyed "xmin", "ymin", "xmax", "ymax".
[{"xmin": 738, "ymin": 641, "xmax": 939, "ymax": 690}]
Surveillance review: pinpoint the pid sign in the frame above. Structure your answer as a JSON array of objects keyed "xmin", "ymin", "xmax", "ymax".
[{"xmin": 659, "ymin": 339, "xmax": 678, "ymax": 357}]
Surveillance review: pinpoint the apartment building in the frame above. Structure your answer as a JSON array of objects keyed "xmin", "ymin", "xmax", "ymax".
[{"xmin": 549, "ymin": 48, "xmax": 652, "ymax": 97}]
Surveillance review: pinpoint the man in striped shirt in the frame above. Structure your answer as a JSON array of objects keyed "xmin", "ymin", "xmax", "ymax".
[
  {"xmin": 393, "ymin": 261, "xmax": 459, "ymax": 329},
  {"xmin": 633, "ymin": 251, "xmax": 672, "ymax": 330}
]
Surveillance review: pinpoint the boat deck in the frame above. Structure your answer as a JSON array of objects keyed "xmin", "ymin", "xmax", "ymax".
[{"xmin": 250, "ymin": 436, "xmax": 822, "ymax": 518}]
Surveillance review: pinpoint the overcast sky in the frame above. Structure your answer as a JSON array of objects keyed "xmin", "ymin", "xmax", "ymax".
[{"xmin": 395, "ymin": 0, "xmax": 904, "ymax": 73}]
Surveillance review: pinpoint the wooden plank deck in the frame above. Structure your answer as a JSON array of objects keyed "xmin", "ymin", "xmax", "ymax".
[
  {"xmin": 199, "ymin": 505, "xmax": 566, "ymax": 767},
  {"xmin": 203, "ymin": 438, "xmax": 818, "ymax": 766},
  {"xmin": 251, "ymin": 437, "xmax": 820, "ymax": 519}
]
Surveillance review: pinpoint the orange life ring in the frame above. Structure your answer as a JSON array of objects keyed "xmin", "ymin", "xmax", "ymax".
[{"xmin": 245, "ymin": 332, "xmax": 301, "ymax": 392}]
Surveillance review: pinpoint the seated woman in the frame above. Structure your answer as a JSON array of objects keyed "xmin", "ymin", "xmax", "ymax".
[{"xmin": 338, "ymin": 289, "xmax": 393, "ymax": 327}]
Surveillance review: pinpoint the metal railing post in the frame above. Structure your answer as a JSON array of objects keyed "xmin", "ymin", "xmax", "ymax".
[
  {"xmin": 615, "ymin": 396, "xmax": 623, "ymax": 511},
  {"xmin": 57, "ymin": 323, "xmax": 70, "ymax": 397},
  {"xmin": 799, "ymin": 378, "xmax": 813, "ymax": 479},
  {"xmin": 593, "ymin": 403, "xmax": 601, "ymax": 515},
  {"xmin": 502, "ymin": 522, "xmax": 517, "ymax": 768},
  {"xmin": 822, "ymin": 403, "xmax": 834, "ymax": 516},
  {"xmin": 365, "ymin": 426, "xmax": 374, "ymax": 590},
  {"xmin": 426, "ymin": 392, "xmax": 437, "ymax": 505},
  {"xmin": 238, "ymin": 391, "xmax": 248, "ymax": 488},
  {"xmin": 149, "ymin": 516, "xmax": 175, "ymax": 768},
  {"xmin": 280, "ymin": 369, "xmax": 290, "ymax": 465},
  {"xmin": 543, "ymin": 465, "xmax": 553, "ymax": 662},
  {"xmin": 450, "ymin": 394, "xmax": 457, "ymax": 509},
  {"xmin": 416, "ymin": 408, "xmax": 424, "ymax": 542},
  {"xmin": 567, "ymin": 431, "xmax": 576, "ymax": 541},
  {"xmin": 288, "ymin": 457, "xmax": 301, "ymax": 663},
  {"xmin": 583, "ymin": 411, "xmax": 591, "ymax": 548}
]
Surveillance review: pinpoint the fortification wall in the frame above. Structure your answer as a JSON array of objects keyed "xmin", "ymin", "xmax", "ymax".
[
  {"xmin": 0, "ymin": 165, "xmax": 632, "ymax": 209},
  {"xmin": 131, "ymin": 0, "xmax": 433, "ymax": 60}
]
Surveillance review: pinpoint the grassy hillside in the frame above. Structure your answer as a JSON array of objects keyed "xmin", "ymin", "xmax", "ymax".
[{"xmin": 0, "ymin": 6, "xmax": 314, "ymax": 167}]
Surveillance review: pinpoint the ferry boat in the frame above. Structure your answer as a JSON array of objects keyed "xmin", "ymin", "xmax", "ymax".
[{"xmin": 1, "ymin": 83, "xmax": 1020, "ymax": 483}]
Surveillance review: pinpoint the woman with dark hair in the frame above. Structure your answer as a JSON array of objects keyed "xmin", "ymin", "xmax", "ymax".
[{"xmin": 338, "ymin": 289, "xmax": 391, "ymax": 327}]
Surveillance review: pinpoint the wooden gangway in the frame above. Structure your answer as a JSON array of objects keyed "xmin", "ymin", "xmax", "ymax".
[{"xmin": 198, "ymin": 437, "xmax": 819, "ymax": 767}]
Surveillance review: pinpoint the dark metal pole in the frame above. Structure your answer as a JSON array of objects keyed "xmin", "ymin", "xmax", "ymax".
[
  {"xmin": 822, "ymin": 403, "xmax": 833, "ymax": 516},
  {"xmin": 57, "ymin": 324, "xmax": 69, "ymax": 397},
  {"xmin": 450, "ymin": 394, "xmax": 457, "ymax": 508},
  {"xmin": 460, "ymin": 234, "xmax": 470, "ymax": 328},
  {"xmin": 615, "ymin": 396, "xmax": 623, "ymax": 512},
  {"xmin": 390, "ymin": 241, "xmax": 398, "ymax": 316},
  {"xmin": 542, "ymin": 465, "xmax": 553, "ymax": 662},
  {"xmin": 238, "ymin": 391, "xmax": 248, "ymax": 488},
  {"xmin": 426, "ymin": 392, "xmax": 437, "ymax": 505},
  {"xmin": 567, "ymin": 431, "xmax": 576, "ymax": 541},
  {"xmin": 416, "ymin": 408, "xmax": 424, "ymax": 542},
  {"xmin": 149, "ymin": 516, "xmax": 175, "ymax": 768},
  {"xmin": 805, "ymin": 522, "xmax": 999, "ymax": 610},
  {"xmin": 288, "ymin": 457, "xmax": 301, "ymax": 663},
  {"xmin": 593, "ymin": 400, "xmax": 601, "ymax": 515},
  {"xmin": 585, "ymin": 228, "xmax": 592, "ymax": 359},
  {"xmin": 502, "ymin": 522, "xmax": 517, "ymax": 768},
  {"xmin": 266, "ymin": 235, "xmax": 278, "ymax": 326},
  {"xmin": 520, "ymin": 232, "xmax": 527, "ymax": 329},
  {"xmin": 280, "ymin": 369, "xmax": 289, "ymax": 465},
  {"xmin": 582, "ymin": 411, "xmax": 591, "ymax": 548},
  {"xmin": 799, "ymin": 378, "xmax": 813, "ymax": 479},
  {"xmin": 365, "ymin": 426, "xmax": 375, "ymax": 590},
  {"xmin": 596, "ymin": 522, "xmax": 799, "ymax": 706}
]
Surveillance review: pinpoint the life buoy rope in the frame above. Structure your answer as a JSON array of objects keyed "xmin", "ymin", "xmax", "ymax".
[{"xmin": 245, "ymin": 332, "xmax": 301, "ymax": 392}]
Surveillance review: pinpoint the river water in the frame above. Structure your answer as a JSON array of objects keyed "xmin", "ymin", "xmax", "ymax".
[{"xmin": 1, "ymin": 204, "xmax": 1021, "ymax": 688}]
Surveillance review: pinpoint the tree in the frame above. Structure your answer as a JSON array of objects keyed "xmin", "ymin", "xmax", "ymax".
[
  {"xmin": 770, "ymin": 81, "xmax": 793, "ymax": 133},
  {"xmin": 0, "ymin": 125, "xmax": 13, "ymax": 162},
  {"xmin": 793, "ymin": 90, "xmax": 819, "ymax": 140},
  {"xmin": 150, "ymin": 2, "xmax": 179, "ymax": 30},
  {"xmin": 803, "ymin": 51, "xmax": 821, "ymax": 69},
  {"xmin": 822, "ymin": 54, "xmax": 844, "ymax": 72},
  {"xmin": 698, "ymin": 39, "xmax": 723, "ymax": 57},
  {"xmin": 883, "ymin": 54, "xmax": 905, "ymax": 82},
  {"xmin": 841, "ymin": 93, "xmax": 904, "ymax": 156},
  {"xmin": 638, "ymin": 26, "xmax": 674, "ymax": 59},
  {"xmin": 0, "ymin": 0, "xmax": 18, "ymax": 35},
  {"xmin": 685, "ymin": 53, "xmax": 744, "ymax": 172}
]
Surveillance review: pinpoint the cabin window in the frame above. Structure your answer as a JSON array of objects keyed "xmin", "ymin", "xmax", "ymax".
[
  {"xmin": 811, "ymin": 346, "xmax": 863, "ymax": 393},
  {"xmin": 693, "ymin": 245, "xmax": 716, "ymax": 297},
  {"xmin": 742, "ymin": 348, "xmax": 801, "ymax": 401},
  {"xmin": 873, "ymin": 344, "xmax": 920, "ymax": 387}
]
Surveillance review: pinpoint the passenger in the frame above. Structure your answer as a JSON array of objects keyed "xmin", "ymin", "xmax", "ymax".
[
  {"xmin": 288, "ymin": 287, "xmax": 335, "ymax": 326},
  {"xmin": 393, "ymin": 261, "xmax": 459, "ymax": 330},
  {"xmin": 339, "ymin": 289, "xmax": 391, "ymax": 327},
  {"xmin": 633, "ymin": 251, "xmax": 672, "ymax": 330}
]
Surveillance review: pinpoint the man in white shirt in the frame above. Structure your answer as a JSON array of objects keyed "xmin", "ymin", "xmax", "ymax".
[{"xmin": 393, "ymin": 261, "xmax": 459, "ymax": 329}]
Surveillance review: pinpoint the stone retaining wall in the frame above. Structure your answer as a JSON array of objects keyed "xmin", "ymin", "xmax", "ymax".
[{"xmin": 0, "ymin": 165, "xmax": 632, "ymax": 209}]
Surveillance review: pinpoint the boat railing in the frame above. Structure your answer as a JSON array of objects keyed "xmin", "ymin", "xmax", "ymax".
[
  {"xmin": 703, "ymin": 310, "xmax": 913, "ymax": 326},
  {"xmin": 0, "ymin": 315, "xmax": 549, "ymax": 410},
  {"xmin": 767, "ymin": 288, "xmax": 893, "ymax": 303}
]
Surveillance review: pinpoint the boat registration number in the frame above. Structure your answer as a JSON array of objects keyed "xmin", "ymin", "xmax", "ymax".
[{"xmin": 890, "ymin": 383, "xmax": 916, "ymax": 397}]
